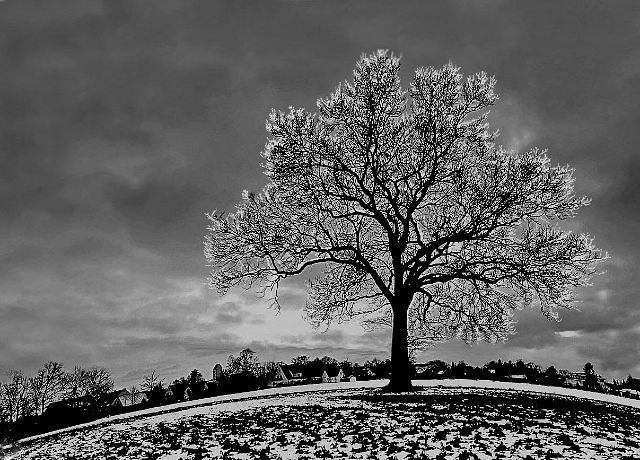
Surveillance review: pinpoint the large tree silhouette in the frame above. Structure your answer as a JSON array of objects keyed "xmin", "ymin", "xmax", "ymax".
[{"xmin": 204, "ymin": 50, "xmax": 603, "ymax": 391}]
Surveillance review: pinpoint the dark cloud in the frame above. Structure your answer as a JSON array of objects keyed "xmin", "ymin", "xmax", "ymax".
[{"xmin": 0, "ymin": 0, "xmax": 639, "ymax": 386}]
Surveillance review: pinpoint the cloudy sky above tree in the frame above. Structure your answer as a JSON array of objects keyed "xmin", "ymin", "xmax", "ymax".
[{"xmin": 1, "ymin": 0, "xmax": 639, "ymax": 387}]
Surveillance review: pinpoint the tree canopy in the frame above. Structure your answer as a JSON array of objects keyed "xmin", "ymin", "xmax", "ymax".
[
  {"xmin": 65, "ymin": 366, "xmax": 113, "ymax": 399},
  {"xmin": 226, "ymin": 348, "xmax": 260, "ymax": 375},
  {"xmin": 204, "ymin": 50, "xmax": 604, "ymax": 390}
]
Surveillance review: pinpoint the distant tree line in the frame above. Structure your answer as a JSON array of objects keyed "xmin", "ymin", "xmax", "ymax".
[
  {"xmin": 0, "ymin": 362, "xmax": 113, "ymax": 443},
  {"xmin": 412, "ymin": 359, "xmax": 640, "ymax": 398},
  {"xmin": 413, "ymin": 359, "xmax": 585, "ymax": 386},
  {"xmin": 2, "ymin": 352, "xmax": 639, "ymax": 445}
]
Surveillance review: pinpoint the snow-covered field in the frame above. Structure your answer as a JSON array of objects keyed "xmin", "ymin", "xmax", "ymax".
[{"xmin": 11, "ymin": 380, "xmax": 640, "ymax": 459}]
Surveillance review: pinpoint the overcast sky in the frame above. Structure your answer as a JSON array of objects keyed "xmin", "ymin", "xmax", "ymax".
[{"xmin": 1, "ymin": 0, "xmax": 639, "ymax": 388}]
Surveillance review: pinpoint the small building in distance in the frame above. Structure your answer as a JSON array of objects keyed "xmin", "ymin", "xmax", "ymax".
[
  {"xmin": 559, "ymin": 370, "xmax": 585, "ymax": 387},
  {"xmin": 559, "ymin": 370, "xmax": 605, "ymax": 388},
  {"xmin": 45, "ymin": 395, "xmax": 96, "ymax": 414},
  {"xmin": 352, "ymin": 367, "xmax": 375, "ymax": 380},
  {"xmin": 322, "ymin": 367, "xmax": 344, "ymax": 383},
  {"xmin": 165, "ymin": 381, "xmax": 190, "ymax": 402},
  {"xmin": 267, "ymin": 364, "xmax": 288, "ymax": 387},
  {"xmin": 621, "ymin": 376, "xmax": 640, "ymax": 398},
  {"xmin": 414, "ymin": 360, "xmax": 448, "ymax": 379},
  {"xmin": 268, "ymin": 364, "xmax": 306, "ymax": 387},
  {"xmin": 212, "ymin": 363, "xmax": 223, "ymax": 382},
  {"xmin": 128, "ymin": 391, "xmax": 149, "ymax": 406},
  {"xmin": 267, "ymin": 364, "xmax": 317, "ymax": 387},
  {"xmin": 267, "ymin": 364, "xmax": 345, "ymax": 386},
  {"xmin": 104, "ymin": 389, "xmax": 148, "ymax": 408},
  {"xmin": 281, "ymin": 364, "xmax": 306, "ymax": 384}
]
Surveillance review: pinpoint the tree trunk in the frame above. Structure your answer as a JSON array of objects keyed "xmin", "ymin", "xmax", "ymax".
[{"xmin": 389, "ymin": 305, "xmax": 413, "ymax": 392}]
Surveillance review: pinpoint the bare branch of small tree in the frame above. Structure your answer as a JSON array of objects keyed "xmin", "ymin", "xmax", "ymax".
[
  {"xmin": 0, "ymin": 383, "xmax": 7, "ymax": 423},
  {"xmin": 128, "ymin": 385, "xmax": 138, "ymax": 405},
  {"xmin": 65, "ymin": 366, "xmax": 114, "ymax": 399},
  {"xmin": 226, "ymin": 348, "xmax": 260, "ymax": 375},
  {"xmin": 141, "ymin": 370, "xmax": 164, "ymax": 392},
  {"xmin": 28, "ymin": 361, "xmax": 66, "ymax": 415},
  {"xmin": 2, "ymin": 371, "xmax": 31, "ymax": 422}
]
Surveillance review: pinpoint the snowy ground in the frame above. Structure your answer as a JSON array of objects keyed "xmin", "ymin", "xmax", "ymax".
[{"xmin": 11, "ymin": 380, "xmax": 640, "ymax": 459}]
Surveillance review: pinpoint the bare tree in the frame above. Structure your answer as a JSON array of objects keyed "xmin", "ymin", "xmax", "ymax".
[
  {"xmin": 0, "ymin": 383, "xmax": 10, "ymax": 423},
  {"xmin": 291, "ymin": 355, "xmax": 309, "ymax": 367},
  {"xmin": 226, "ymin": 348, "xmax": 260, "ymax": 375},
  {"xmin": 0, "ymin": 383, "xmax": 7, "ymax": 423},
  {"xmin": 65, "ymin": 366, "xmax": 114, "ymax": 399},
  {"xmin": 84, "ymin": 367, "xmax": 114, "ymax": 398},
  {"xmin": 141, "ymin": 370, "xmax": 164, "ymax": 392},
  {"xmin": 141, "ymin": 370, "xmax": 166, "ymax": 404},
  {"xmin": 128, "ymin": 385, "xmax": 138, "ymax": 406},
  {"xmin": 28, "ymin": 361, "xmax": 66, "ymax": 415},
  {"xmin": 204, "ymin": 50, "xmax": 604, "ymax": 391},
  {"xmin": 65, "ymin": 366, "xmax": 85, "ymax": 398},
  {"xmin": 2, "ymin": 371, "xmax": 31, "ymax": 422}
]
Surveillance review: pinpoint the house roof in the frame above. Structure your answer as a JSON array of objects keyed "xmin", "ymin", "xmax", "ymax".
[
  {"xmin": 415, "ymin": 361, "xmax": 447, "ymax": 370},
  {"xmin": 623, "ymin": 388, "xmax": 640, "ymax": 394},
  {"xmin": 103, "ymin": 389, "xmax": 127, "ymax": 397},
  {"xmin": 325, "ymin": 366, "xmax": 342, "ymax": 378},
  {"xmin": 45, "ymin": 395, "xmax": 96, "ymax": 411},
  {"xmin": 98, "ymin": 389, "xmax": 129, "ymax": 405},
  {"xmin": 167, "ymin": 381, "xmax": 189, "ymax": 396},
  {"xmin": 280, "ymin": 364, "xmax": 305, "ymax": 379}
]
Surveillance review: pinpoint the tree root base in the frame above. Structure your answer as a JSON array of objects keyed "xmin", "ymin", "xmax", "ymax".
[{"xmin": 382, "ymin": 381, "xmax": 417, "ymax": 393}]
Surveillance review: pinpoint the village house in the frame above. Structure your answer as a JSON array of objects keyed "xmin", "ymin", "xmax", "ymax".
[
  {"xmin": 267, "ymin": 364, "xmax": 345, "ymax": 386},
  {"xmin": 267, "ymin": 364, "xmax": 291, "ymax": 387},
  {"xmin": 279, "ymin": 364, "xmax": 307, "ymax": 385},
  {"xmin": 212, "ymin": 363, "xmax": 223, "ymax": 382},
  {"xmin": 106, "ymin": 389, "xmax": 149, "ymax": 408},
  {"xmin": 267, "ymin": 364, "xmax": 319, "ymax": 387},
  {"xmin": 165, "ymin": 382, "xmax": 190, "ymax": 402},
  {"xmin": 559, "ymin": 370, "xmax": 585, "ymax": 387},
  {"xmin": 353, "ymin": 367, "xmax": 375, "ymax": 380},
  {"xmin": 128, "ymin": 391, "xmax": 148, "ymax": 406},
  {"xmin": 322, "ymin": 367, "xmax": 344, "ymax": 383},
  {"xmin": 164, "ymin": 378, "xmax": 214, "ymax": 402},
  {"xmin": 620, "ymin": 376, "xmax": 640, "ymax": 397},
  {"xmin": 281, "ymin": 364, "xmax": 304, "ymax": 380},
  {"xmin": 504, "ymin": 374, "xmax": 528, "ymax": 382},
  {"xmin": 104, "ymin": 389, "xmax": 127, "ymax": 407},
  {"xmin": 621, "ymin": 388, "xmax": 640, "ymax": 398},
  {"xmin": 414, "ymin": 361, "xmax": 447, "ymax": 378},
  {"xmin": 45, "ymin": 395, "xmax": 96, "ymax": 415},
  {"xmin": 559, "ymin": 370, "xmax": 605, "ymax": 388}
]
